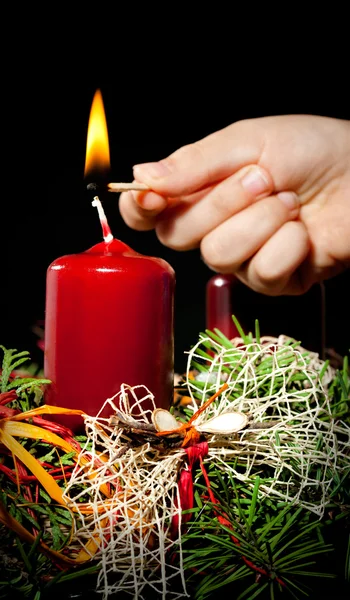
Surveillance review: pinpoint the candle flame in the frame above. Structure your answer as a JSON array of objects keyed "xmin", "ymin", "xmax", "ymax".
[{"xmin": 84, "ymin": 89, "xmax": 110, "ymax": 177}]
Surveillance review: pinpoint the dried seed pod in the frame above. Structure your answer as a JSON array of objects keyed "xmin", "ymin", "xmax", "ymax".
[
  {"xmin": 152, "ymin": 409, "xmax": 182, "ymax": 432},
  {"xmin": 196, "ymin": 411, "xmax": 248, "ymax": 434}
]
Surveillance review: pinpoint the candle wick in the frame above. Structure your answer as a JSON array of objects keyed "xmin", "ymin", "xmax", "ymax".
[{"xmin": 92, "ymin": 196, "xmax": 114, "ymax": 244}]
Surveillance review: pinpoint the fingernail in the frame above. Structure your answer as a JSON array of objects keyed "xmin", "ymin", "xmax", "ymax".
[
  {"xmin": 133, "ymin": 161, "xmax": 171, "ymax": 181},
  {"xmin": 277, "ymin": 191, "xmax": 299, "ymax": 210},
  {"xmin": 241, "ymin": 167, "xmax": 270, "ymax": 196}
]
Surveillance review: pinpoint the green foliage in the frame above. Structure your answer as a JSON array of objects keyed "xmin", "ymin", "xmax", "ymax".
[
  {"xmin": 328, "ymin": 355, "xmax": 350, "ymax": 421},
  {"xmin": 0, "ymin": 345, "xmax": 98, "ymax": 598},
  {"xmin": 0, "ymin": 346, "xmax": 50, "ymax": 411},
  {"xmin": 180, "ymin": 316, "xmax": 350, "ymax": 599},
  {"xmin": 0, "ymin": 524, "xmax": 99, "ymax": 599},
  {"xmin": 181, "ymin": 473, "xmax": 348, "ymax": 599}
]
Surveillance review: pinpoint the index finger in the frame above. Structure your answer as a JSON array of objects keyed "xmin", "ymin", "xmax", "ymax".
[{"xmin": 132, "ymin": 119, "xmax": 266, "ymax": 197}]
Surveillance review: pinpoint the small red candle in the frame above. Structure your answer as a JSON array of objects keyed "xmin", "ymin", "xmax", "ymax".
[
  {"xmin": 44, "ymin": 90, "xmax": 175, "ymax": 430},
  {"xmin": 206, "ymin": 274, "xmax": 240, "ymax": 339}
]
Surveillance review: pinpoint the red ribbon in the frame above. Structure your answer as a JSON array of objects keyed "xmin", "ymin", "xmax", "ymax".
[
  {"xmin": 173, "ymin": 441, "xmax": 284, "ymax": 586},
  {"xmin": 171, "ymin": 442, "xmax": 209, "ymax": 537}
]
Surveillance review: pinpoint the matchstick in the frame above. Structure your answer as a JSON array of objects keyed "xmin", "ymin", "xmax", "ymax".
[{"xmin": 108, "ymin": 182, "xmax": 150, "ymax": 192}]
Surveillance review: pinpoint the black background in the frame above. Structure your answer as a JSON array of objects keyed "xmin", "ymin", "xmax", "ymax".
[{"xmin": 1, "ymin": 41, "xmax": 349, "ymax": 373}]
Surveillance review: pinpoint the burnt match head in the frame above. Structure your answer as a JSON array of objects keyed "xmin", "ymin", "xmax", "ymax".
[
  {"xmin": 86, "ymin": 181, "xmax": 107, "ymax": 200},
  {"xmin": 86, "ymin": 182, "xmax": 99, "ymax": 193}
]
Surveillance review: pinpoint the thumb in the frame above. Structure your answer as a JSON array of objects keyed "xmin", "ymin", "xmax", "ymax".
[{"xmin": 133, "ymin": 120, "xmax": 266, "ymax": 197}]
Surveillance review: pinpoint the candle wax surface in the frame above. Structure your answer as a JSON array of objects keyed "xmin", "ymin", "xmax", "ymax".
[{"xmin": 44, "ymin": 238, "xmax": 175, "ymax": 431}]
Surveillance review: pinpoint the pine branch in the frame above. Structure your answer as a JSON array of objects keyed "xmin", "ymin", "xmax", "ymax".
[{"xmin": 0, "ymin": 346, "xmax": 31, "ymax": 392}]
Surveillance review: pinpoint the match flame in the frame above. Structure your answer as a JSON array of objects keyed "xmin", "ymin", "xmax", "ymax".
[{"xmin": 84, "ymin": 89, "xmax": 110, "ymax": 177}]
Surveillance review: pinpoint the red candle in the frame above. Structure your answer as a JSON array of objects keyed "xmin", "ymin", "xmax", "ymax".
[
  {"xmin": 206, "ymin": 274, "xmax": 240, "ymax": 339},
  {"xmin": 44, "ymin": 215, "xmax": 174, "ymax": 431},
  {"xmin": 44, "ymin": 89, "xmax": 175, "ymax": 430}
]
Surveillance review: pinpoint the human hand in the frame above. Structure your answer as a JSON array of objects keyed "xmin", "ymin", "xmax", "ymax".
[{"xmin": 119, "ymin": 115, "xmax": 350, "ymax": 295}]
